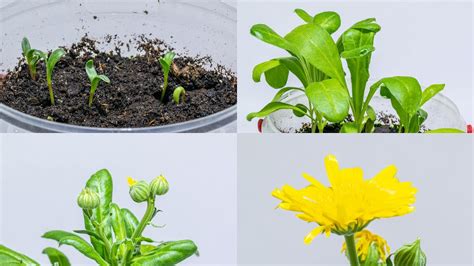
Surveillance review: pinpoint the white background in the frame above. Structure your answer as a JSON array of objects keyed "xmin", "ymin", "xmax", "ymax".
[
  {"xmin": 0, "ymin": 134, "xmax": 237, "ymax": 266},
  {"xmin": 238, "ymin": 134, "xmax": 473, "ymax": 265},
  {"xmin": 238, "ymin": 0, "xmax": 473, "ymax": 132}
]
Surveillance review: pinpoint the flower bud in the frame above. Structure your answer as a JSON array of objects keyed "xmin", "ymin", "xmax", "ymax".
[
  {"xmin": 394, "ymin": 239, "xmax": 426, "ymax": 266},
  {"xmin": 150, "ymin": 175, "xmax": 169, "ymax": 197},
  {"xmin": 128, "ymin": 177, "xmax": 150, "ymax": 203},
  {"xmin": 77, "ymin": 188, "xmax": 100, "ymax": 209}
]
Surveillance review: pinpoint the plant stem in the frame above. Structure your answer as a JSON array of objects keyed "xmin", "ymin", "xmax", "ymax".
[
  {"xmin": 47, "ymin": 81, "xmax": 55, "ymax": 105},
  {"xmin": 132, "ymin": 198, "xmax": 155, "ymax": 241},
  {"xmin": 344, "ymin": 234, "xmax": 360, "ymax": 266}
]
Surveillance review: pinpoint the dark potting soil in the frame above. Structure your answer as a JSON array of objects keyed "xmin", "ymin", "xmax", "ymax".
[
  {"xmin": 295, "ymin": 113, "xmax": 425, "ymax": 133},
  {"xmin": 0, "ymin": 36, "xmax": 237, "ymax": 128}
]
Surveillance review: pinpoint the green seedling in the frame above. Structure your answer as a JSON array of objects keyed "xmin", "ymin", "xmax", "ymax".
[
  {"xmin": 159, "ymin": 51, "xmax": 176, "ymax": 102},
  {"xmin": 85, "ymin": 59, "xmax": 110, "ymax": 107},
  {"xmin": 173, "ymin": 86, "xmax": 186, "ymax": 104},
  {"xmin": 21, "ymin": 37, "xmax": 43, "ymax": 80},
  {"xmin": 0, "ymin": 169, "xmax": 198, "ymax": 266},
  {"xmin": 38, "ymin": 48, "xmax": 66, "ymax": 105}
]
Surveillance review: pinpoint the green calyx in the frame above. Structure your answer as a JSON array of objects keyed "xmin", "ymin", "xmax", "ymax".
[
  {"xmin": 150, "ymin": 175, "xmax": 169, "ymax": 197},
  {"xmin": 129, "ymin": 181, "xmax": 151, "ymax": 203},
  {"xmin": 393, "ymin": 239, "xmax": 426, "ymax": 266},
  {"xmin": 77, "ymin": 188, "xmax": 100, "ymax": 210}
]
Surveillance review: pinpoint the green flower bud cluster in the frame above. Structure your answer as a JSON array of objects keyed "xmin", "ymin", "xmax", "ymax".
[
  {"xmin": 394, "ymin": 239, "xmax": 426, "ymax": 266},
  {"xmin": 77, "ymin": 188, "xmax": 100, "ymax": 210},
  {"xmin": 128, "ymin": 175, "xmax": 170, "ymax": 203}
]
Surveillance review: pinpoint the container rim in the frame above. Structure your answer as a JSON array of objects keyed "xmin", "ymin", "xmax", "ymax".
[{"xmin": 0, "ymin": 103, "xmax": 236, "ymax": 133}]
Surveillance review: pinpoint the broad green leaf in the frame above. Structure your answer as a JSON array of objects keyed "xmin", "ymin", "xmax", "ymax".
[
  {"xmin": 421, "ymin": 84, "xmax": 444, "ymax": 106},
  {"xmin": 140, "ymin": 245, "xmax": 156, "ymax": 254},
  {"xmin": 293, "ymin": 103, "xmax": 308, "ymax": 117},
  {"xmin": 340, "ymin": 123, "xmax": 359, "ymax": 133},
  {"xmin": 278, "ymin": 57, "xmax": 308, "ymax": 86},
  {"xmin": 271, "ymin": 87, "xmax": 303, "ymax": 102},
  {"xmin": 121, "ymin": 208, "xmax": 139, "ymax": 238},
  {"xmin": 250, "ymin": 24, "xmax": 297, "ymax": 53},
  {"xmin": 378, "ymin": 76, "xmax": 422, "ymax": 118},
  {"xmin": 351, "ymin": 18, "xmax": 381, "ymax": 33},
  {"xmin": 83, "ymin": 169, "xmax": 113, "ymax": 257},
  {"xmin": 252, "ymin": 60, "xmax": 289, "ymax": 88},
  {"xmin": 131, "ymin": 240, "xmax": 198, "ymax": 266},
  {"xmin": 42, "ymin": 231, "xmax": 108, "ymax": 266},
  {"xmin": 21, "ymin": 37, "xmax": 31, "ymax": 55},
  {"xmin": 313, "ymin": 11, "xmax": 341, "ymax": 34},
  {"xmin": 173, "ymin": 86, "xmax": 186, "ymax": 104},
  {"xmin": 46, "ymin": 49, "xmax": 66, "ymax": 80},
  {"xmin": 247, "ymin": 102, "xmax": 305, "ymax": 121},
  {"xmin": 0, "ymin": 245, "xmax": 40, "ymax": 265},
  {"xmin": 305, "ymin": 79, "xmax": 349, "ymax": 122},
  {"xmin": 425, "ymin": 128, "xmax": 465, "ymax": 133},
  {"xmin": 110, "ymin": 203, "xmax": 127, "ymax": 260},
  {"xmin": 294, "ymin": 8, "xmax": 312, "ymax": 23},
  {"xmin": 284, "ymin": 23, "xmax": 346, "ymax": 88},
  {"xmin": 42, "ymin": 247, "xmax": 71, "ymax": 266},
  {"xmin": 85, "ymin": 60, "xmax": 98, "ymax": 82},
  {"xmin": 341, "ymin": 45, "xmax": 375, "ymax": 59}
]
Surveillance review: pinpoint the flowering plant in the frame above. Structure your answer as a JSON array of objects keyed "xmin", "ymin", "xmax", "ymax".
[
  {"xmin": 272, "ymin": 155, "xmax": 426, "ymax": 265},
  {"xmin": 0, "ymin": 169, "xmax": 198, "ymax": 266}
]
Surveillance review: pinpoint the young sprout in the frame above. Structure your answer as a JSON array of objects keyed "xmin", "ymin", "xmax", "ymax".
[
  {"xmin": 159, "ymin": 51, "xmax": 176, "ymax": 102},
  {"xmin": 85, "ymin": 59, "xmax": 110, "ymax": 107},
  {"xmin": 173, "ymin": 86, "xmax": 186, "ymax": 104},
  {"xmin": 39, "ymin": 49, "xmax": 66, "ymax": 105},
  {"xmin": 21, "ymin": 37, "xmax": 43, "ymax": 80}
]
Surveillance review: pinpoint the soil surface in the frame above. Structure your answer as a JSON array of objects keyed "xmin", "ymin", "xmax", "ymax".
[
  {"xmin": 295, "ymin": 113, "xmax": 426, "ymax": 133},
  {"xmin": 0, "ymin": 36, "xmax": 237, "ymax": 128}
]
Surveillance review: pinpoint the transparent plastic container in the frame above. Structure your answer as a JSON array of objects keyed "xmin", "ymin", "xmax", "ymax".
[
  {"xmin": 261, "ymin": 91, "xmax": 467, "ymax": 133},
  {"xmin": 0, "ymin": 0, "xmax": 236, "ymax": 132}
]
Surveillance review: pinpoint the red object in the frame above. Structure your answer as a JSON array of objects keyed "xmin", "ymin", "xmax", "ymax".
[
  {"xmin": 467, "ymin": 124, "xmax": 472, "ymax": 133},
  {"xmin": 257, "ymin": 119, "xmax": 263, "ymax": 133}
]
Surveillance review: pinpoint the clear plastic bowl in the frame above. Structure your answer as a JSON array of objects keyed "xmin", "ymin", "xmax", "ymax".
[
  {"xmin": 261, "ymin": 91, "xmax": 466, "ymax": 133},
  {"xmin": 0, "ymin": 0, "xmax": 236, "ymax": 132}
]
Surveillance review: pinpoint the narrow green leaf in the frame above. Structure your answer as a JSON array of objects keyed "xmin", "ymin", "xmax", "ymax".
[
  {"xmin": 313, "ymin": 11, "xmax": 341, "ymax": 34},
  {"xmin": 247, "ymin": 102, "xmax": 306, "ymax": 121},
  {"xmin": 252, "ymin": 60, "xmax": 289, "ymax": 88},
  {"xmin": 42, "ymin": 231, "xmax": 108, "ymax": 266},
  {"xmin": 305, "ymin": 79, "xmax": 349, "ymax": 122},
  {"xmin": 0, "ymin": 245, "xmax": 40, "ymax": 265},
  {"xmin": 110, "ymin": 203, "xmax": 127, "ymax": 260},
  {"xmin": 21, "ymin": 37, "xmax": 31, "ymax": 55},
  {"xmin": 46, "ymin": 48, "xmax": 66, "ymax": 79},
  {"xmin": 121, "ymin": 208, "xmax": 139, "ymax": 238},
  {"xmin": 284, "ymin": 23, "xmax": 346, "ymax": 88},
  {"xmin": 131, "ymin": 240, "xmax": 198, "ymax": 266},
  {"xmin": 424, "ymin": 128, "xmax": 465, "ymax": 133},
  {"xmin": 420, "ymin": 84, "xmax": 444, "ymax": 106},
  {"xmin": 42, "ymin": 247, "xmax": 71, "ymax": 266},
  {"xmin": 73, "ymin": 229, "xmax": 103, "ymax": 241},
  {"xmin": 294, "ymin": 9, "xmax": 312, "ymax": 23}
]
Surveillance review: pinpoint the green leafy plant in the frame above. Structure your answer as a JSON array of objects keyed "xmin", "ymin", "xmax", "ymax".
[
  {"xmin": 159, "ymin": 52, "xmax": 176, "ymax": 102},
  {"xmin": 31, "ymin": 48, "xmax": 66, "ymax": 105},
  {"xmin": 246, "ymin": 9, "xmax": 462, "ymax": 133},
  {"xmin": 0, "ymin": 169, "xmax": 198, "ymax": 266},
  {"xmin": 21, "ymin": 37, "xmax": 43, "ymax": 81},
  {"xmin": 85, "ymin": 59, "xmax": 111, "ymax": 107},
  {"xmin": 173, "ymin": 86, "xmax": 186, "ymax": 104}
]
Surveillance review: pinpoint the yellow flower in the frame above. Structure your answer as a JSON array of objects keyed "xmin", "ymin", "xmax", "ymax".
[
  {"xmin": 272, "ymin": 155, "xmax": 417, "ymax": 244},
  {"xmin": 341, "ymin": 230, "xmax": 390, "ymax": 261},
  {"xmin": 127, "ymin": 177, "xmax": 137, "ymax": 187}
]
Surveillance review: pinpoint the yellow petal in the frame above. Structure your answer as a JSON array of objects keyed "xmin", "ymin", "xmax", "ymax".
[
  {"xmin": 324, "ymin": 154, "xmax": 340, "ymax": 187},
  {"xmin": 304, "ymin": 226, "xmax": 324, "ymax": 245},
  {"xmin": 127, "ymin": 177, "xmax": 137, "ymax": 186}
]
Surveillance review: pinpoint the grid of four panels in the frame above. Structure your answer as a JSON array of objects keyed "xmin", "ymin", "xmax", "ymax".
[{"xmin": 0, "ymin": 0, "xmax": 472, "ymax": 265}]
